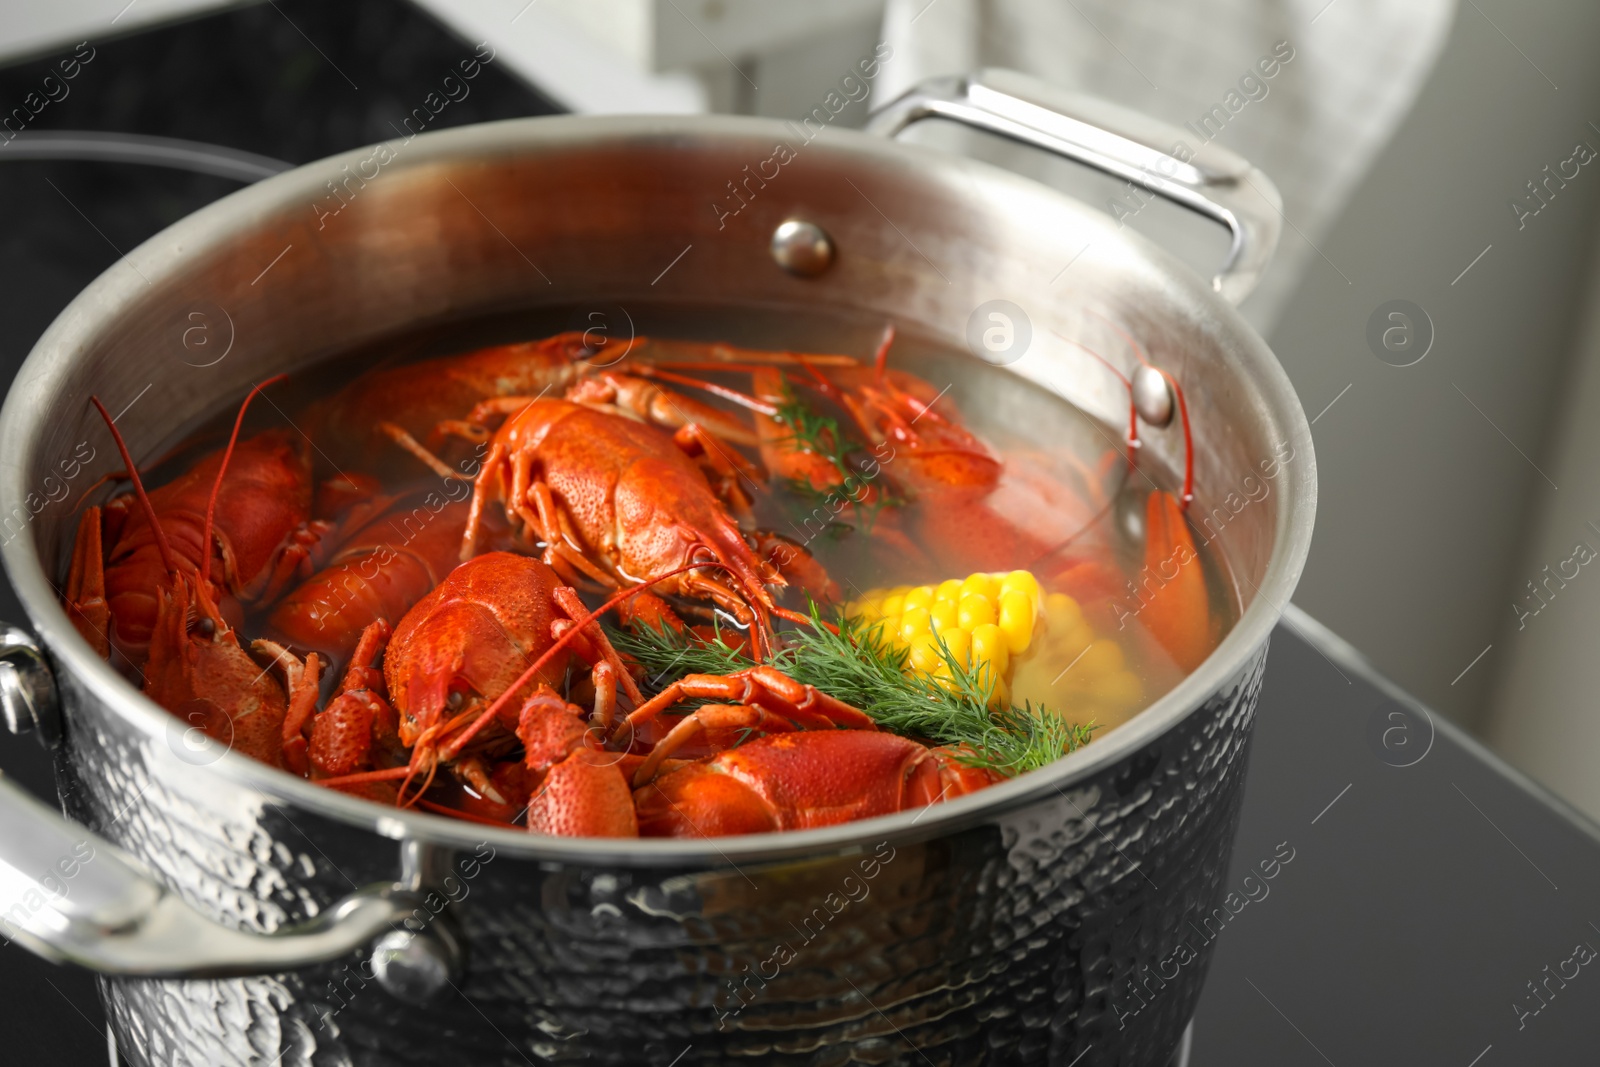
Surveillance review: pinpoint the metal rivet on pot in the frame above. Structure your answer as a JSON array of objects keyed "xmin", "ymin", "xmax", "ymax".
[
  {"xmin": 1131, "ymin": 365, "xmax": 1174, "ymax": 428},
  {"xmin": 0, "ymin": 625, "xmax": 60, "ymax": 747},
  {"xmin": 370, "ymin": 924, "xmax": 462, "ymax": 1006},
  {"xmin": 770, "ymin": 219, "xmax": 835, "ymax": 277}
]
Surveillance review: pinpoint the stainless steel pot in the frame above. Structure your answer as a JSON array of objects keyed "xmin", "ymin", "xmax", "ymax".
[{"xmin": 0, "ymin": 71, "xmax": 1313, "ymax": 1066}]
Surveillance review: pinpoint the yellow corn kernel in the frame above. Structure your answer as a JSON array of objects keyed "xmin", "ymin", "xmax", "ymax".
[
  {"xmin": 908, "ymin": 633, "xmax": 943, "ymax": 673},
  {"xmin": 1055, "ymin": 622, "xmax": 1094, "ymax": 660},
  {"xmin": 899, "ymin": 606, "xmax": 932, "ymax": 643},
  {"xmin": 958, "ymin": 593, "xmax": 997, "ymax": 630},
  {"xmin": 856, "ymin": 570, "xmax": 1056, "ymax": 706},
  {"xmin": 1075, "ymin": 639, "xmax": 1125, "ymax": 679},
  {"xmin": 970, "ymin": 623, "xmax": 1010, "ymax": 678},
  {"xmin": 960, "ymin": 573, "xmax": 999, "ymax": 601},
  {"xmin": 998, "ymin": 589, "xmax": 1036, "ymax": 654},
  {"xmin": 1046, "ymin": 594, "xmax": 1083, "ymax": 633},
  {"xmin": 938, "ymin": 627, "xmax": 972, "ymax": 669},
  {"xmin": 1001, "ymin": 570, "xmax": 1042, "ymax": 611}
]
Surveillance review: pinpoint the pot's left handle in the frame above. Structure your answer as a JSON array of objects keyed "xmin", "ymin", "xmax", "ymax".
[
  {"xmin": 865, "ymin": 69, "xmax": 1283, "ymax": 305},
  {"xmin": 0, "ymin": 628, "xmax": 447, "ymax": 993}
]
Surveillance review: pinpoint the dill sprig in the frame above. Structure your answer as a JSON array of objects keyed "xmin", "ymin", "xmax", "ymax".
[
  {"xmin": 772, "ymin": 390, "xmax": 851, "ymax": 474},
  {"xmin": 623, "ymin": 620, "xmax": 750, "ymax": 689},
  {"xmin": 771, "ymin": 387, "xmax": 904, "ymax": 535},
  {"xmin": 608, "ymin": 609, "xmax": 1098, "ymax": 777}
]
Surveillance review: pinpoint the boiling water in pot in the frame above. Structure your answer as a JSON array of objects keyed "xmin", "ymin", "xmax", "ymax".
[{"xmin": 59, "ymin": 300, "xmax": 1238, "ymax": 835}]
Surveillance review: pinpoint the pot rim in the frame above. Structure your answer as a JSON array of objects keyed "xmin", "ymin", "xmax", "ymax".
[{"xmin": 0, "ymin": 113, "xmax": 1317, "ymax": 866}]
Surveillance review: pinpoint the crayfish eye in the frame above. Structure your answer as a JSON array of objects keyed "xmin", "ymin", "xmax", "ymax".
[
  {"xmin": 193, "ymin": 617, "xmax": 216, "ymax": 638},
  {"xmin": 446, "ymin": 690, "xmax": 465, "ymax": 710}
]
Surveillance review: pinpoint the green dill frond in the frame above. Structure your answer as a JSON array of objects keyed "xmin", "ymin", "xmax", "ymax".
[
  {"xmin": 606, "ymin": 608, "xmax": 1099, "ymax": 777},
  {"xmin": 772, "ymin": 389, "xmax": 849, "ymax": 470},
  {"xmin": 772, "ymin": 386, "xmax": 906, "ymax": 535},
  {"xmin": 610, "ymin": 619, "xmax": 751, "ymax": 684}
]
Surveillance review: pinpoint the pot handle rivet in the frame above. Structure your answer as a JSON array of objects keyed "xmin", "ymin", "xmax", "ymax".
[
  {"xmin": 0, "ymin": 624, "xmax": 60, "ymax": 747},
  {"xmin": 1131, "ymin": 365, "xmax": 1175, "ymax": 428},
  {"xmin": 770, "ymin": 219, "xmax": 835, "ymax": 277},
  {"xmin": 370, "ymin": 922, "xmax": 463, "ymax": 1006}
]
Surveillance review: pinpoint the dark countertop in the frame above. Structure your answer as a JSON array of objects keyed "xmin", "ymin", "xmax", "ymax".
[
  {"xmin": 1191, "ymin": 609, "xmax": 1600, "ymax": 1065},
  {"xmin": 2, "ymin": 4, "xmax": 1598, "ymax": 1064}
]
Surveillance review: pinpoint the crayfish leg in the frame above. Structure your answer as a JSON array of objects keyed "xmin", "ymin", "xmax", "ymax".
[
  {"xmin": 917, "ymin": 747, "xmax": 1004, "ymax": 804},
  {"xmin": 753, "ymin": 531, "xmax": 840, "ymax": 607},
  {"xmin": 527, "ymin": 752, "xmax": 639, "ymax": 838},
  {"xmin": 253, "ymin": 639, "xmax": 323, "ymax": 776},
  {"xmin": 303, "ymin": 620, "xmax": 397, "ymax": 787},
  {"xmin": 310, "ymin": 691, "xmax": 380, "ymax": 778},
  {"xmin": 515, "ymin": 684, "xmax": 638, "ymax": 837},
  {"xmin": 65, "ymin": 506, "xmax": 110, "ymax": 658},
  {"xmin": 613, "ymin": 589, "xmax": 687, "ymax": 636}
]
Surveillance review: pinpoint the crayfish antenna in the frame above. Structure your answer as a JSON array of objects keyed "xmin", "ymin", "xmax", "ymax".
[
  {"xmin": 1051, "ymin": 330, "xmax": 1138, "ymax": 451},
  {"xmin": 398, "ymin": 755, "xmax": 440, "ymax": 809},
  {"xmin": 625, "ymin": 366, "xmax": 780, "ymax": 417},
  {"xmin": 1166, "ymin": 372, "xmax": 1194, "ymax": 506},
  {"xmin": 377, "ymin": 420, "xmax": 471, "ymax": 481},
  {"xmin": 89, "ymin": 397, "xmax": 180, "ymax": 578},
  {"xmin": 315, "ymin": 765, "xmax": 413, "ymax": 790},
  {"xmin": 1083, "ymin": 310, "xmax": 1195, "ymax": 507},
  {"xmin": 200, "ymin": 375, "xmax": 289, "ymax": 589},
  {"xmin": 872, "ymin": 323, "xmax": 895, "ymax": 383}
]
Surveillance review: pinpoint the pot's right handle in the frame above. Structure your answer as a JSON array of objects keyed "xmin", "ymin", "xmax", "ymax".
[
  {"xmin": 0, "ymin": 628, "xmax": 451, "ymax": 994},
  {"xmin": 865, "ymin": 69, "xmax": 1284, "ymax": 305}
]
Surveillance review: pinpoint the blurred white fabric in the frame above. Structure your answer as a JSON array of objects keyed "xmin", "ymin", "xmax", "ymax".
[{"xmin": 874, "ymin": 0, "xmax": 1458, "ymax": 329}]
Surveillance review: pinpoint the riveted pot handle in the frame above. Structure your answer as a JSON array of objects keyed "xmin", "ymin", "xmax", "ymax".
[
  {"xmin": 0, "ymin": 772, "xmax": 423, "ymax": 976},
  {"xmin": 865, "ymin": 69, "xmax": 1283, "ymax": 305},
  {"xmin": 0, "ymin": 621, "xmax": 422, "ymax": 977}
]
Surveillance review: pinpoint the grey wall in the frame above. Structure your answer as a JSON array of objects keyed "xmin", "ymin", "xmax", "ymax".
[
  {"xmin": 1484, "ymin": 226, "xmax": 1600, "ymax": 820},
  {"xmin": 1266, "ymin": 0, "xmax": 1600, "ymax": 731}
]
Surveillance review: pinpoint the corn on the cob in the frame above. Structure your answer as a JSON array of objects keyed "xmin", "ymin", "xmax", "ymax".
[{"xmin": 848, "ymin": 570, "xmax": 1142, "ymax": 721}]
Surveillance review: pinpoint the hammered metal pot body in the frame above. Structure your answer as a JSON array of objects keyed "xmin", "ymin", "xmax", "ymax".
[
  {"xmin": 62, "ymin": 647, "xmax": 1264, "ymax": 1067},
  {"xmin": 0, "ymin": 115, "xmax": 1315, "ymax": 1066}
]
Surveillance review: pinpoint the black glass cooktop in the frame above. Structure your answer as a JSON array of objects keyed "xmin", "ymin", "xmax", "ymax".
[{"xmin": 1, "ymin": 4, "xmax": 1596, "ymax": 1065}]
